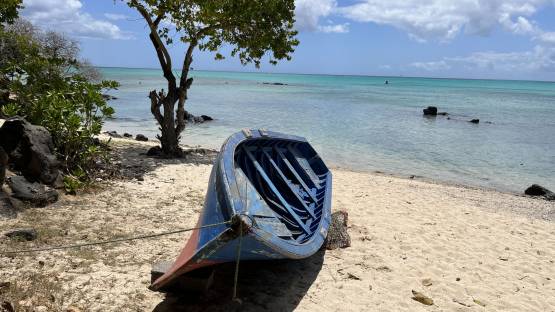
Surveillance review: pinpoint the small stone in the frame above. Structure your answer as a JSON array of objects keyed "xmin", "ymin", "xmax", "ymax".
[
  {"xmin": 456, "ymin": 277, "xmax": 461, "ymax": 281},
  {"xmin": 421, "ymin": 278, "xmax": 432, "ymax": 287},
  {"xmin": 1, "ymin": 301, "xmax": 15, "ymax": 312},
  {"xmin": 135, "ymin": 134, "xmax": 148, "ymax": 142},
  {"xmin": 411, "ymin": 290, "xmax": 434, "ymax": 306},
  {"xmin": 4, "ymin": 228, "xmax": 37, "ymax": 241},
  {"xmin": 324, "ymin": 211, "xmax": 351, "ymax": 250},
  {"xmin": 123, "ymin": 133, "xmax": 133, "ymax": 138},
  {"xmin": 469, "ymin": 119, "xmax": 480, "ymax": 124},
  {"xmin": 66, "ymin": 307, "xmax": 82, "ymax": 312}
]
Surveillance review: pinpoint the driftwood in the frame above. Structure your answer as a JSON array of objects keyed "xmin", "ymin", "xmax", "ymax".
[{"xmin": 324, "ymin": 211, "xmax": 351, "ymax": 250}]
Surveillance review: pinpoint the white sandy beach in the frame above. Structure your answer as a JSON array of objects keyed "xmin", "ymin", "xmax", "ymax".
[{"xmin": 1, "ymin": 138, "xmax": 554, "ymax": 311}]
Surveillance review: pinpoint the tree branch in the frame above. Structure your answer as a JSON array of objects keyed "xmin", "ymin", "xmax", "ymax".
[
  {"xmin": 133, "ymin": 3, "xmax": 175, "ymax": 90},
  {"xmin": 148, "ymin": 90, "xmax": 164, "ymax": 126}
]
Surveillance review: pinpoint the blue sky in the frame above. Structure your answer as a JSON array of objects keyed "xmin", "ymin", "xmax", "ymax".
[{"xmin": 21, "ymin": 0, "xmax": 555, "ymax": 81}]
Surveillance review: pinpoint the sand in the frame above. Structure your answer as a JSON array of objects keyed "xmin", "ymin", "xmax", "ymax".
[{"xmin": 1, "ymin": 138, "xmax": 554, "ymax": 311}]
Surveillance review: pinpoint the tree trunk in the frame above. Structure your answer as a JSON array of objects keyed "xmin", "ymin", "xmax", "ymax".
[{"xmin": 148, "ymin": 88, "xmax": 184, "ymax": 157}]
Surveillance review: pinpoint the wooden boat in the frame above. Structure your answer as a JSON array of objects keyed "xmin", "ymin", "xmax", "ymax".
[{"xmin": 150, "ymin": 129, "xmax": 332, "ymax": 291}]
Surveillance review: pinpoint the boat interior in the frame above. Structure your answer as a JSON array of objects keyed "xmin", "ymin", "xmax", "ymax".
[{"xmin": 234, "ymin": 139, "xmax": 330, "ymax": 243}]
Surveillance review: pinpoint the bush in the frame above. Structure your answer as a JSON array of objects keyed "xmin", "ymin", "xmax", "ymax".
[{"xmin": 0, "ymin": 19, "xmax": 118, "ymax": 183}]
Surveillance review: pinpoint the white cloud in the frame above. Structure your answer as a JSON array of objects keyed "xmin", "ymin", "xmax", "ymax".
[
  {"xmin": 104, "ymin": 13, "xmax": 129, "ymax": 21},
  {"xmin": 412, "ymin": 46, "xmax": 555, "ymax": 73},
  {"xmin": 411, "ymin": 60, "xmax": 451, "ymax": 71},
  {"xmin": 538, "ymin": 32, "xmax": 555, "ymax": 44},
  {"xmin": 336, "ymin": 0, "xmax": 551, "ymax": 42},
  {"xmin": 294, "ymin": 0, "xmax": 348, "ymax": 33},
  {"xmin": 319, "ymin": 23, "xmax": 349, "ymax": 33},
  {"xmin": 22, "ymin": 0, "xmax": 131, "ymax": 40}
]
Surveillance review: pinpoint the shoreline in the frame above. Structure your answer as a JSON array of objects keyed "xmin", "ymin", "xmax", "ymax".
[
  {"xmin": 1, "ymin": 137, "xmax": 553, "ymax": 310},
  {"xmin": 105, "ymin": 132, "xmax": 535, "ymax": 198}
]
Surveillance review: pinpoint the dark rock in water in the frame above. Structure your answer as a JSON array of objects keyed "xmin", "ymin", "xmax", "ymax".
[
  {"xmin": 263, "ymin": 82, "xmax": 287, "ymax": 86},
  {"xmin": 525, "ymin": 184, "xmax": 555, "ymax": 200},
  {"xmin": 324, "ymin": 211, "xmax": 351, "ymax": 250},
  {"xmin": 123, "ymin": 133, "xmax": 133, "ymax": 138},
  {"xmin": 7, "ymin": 176, "xmax": 58, "ymax": 207},
  {"xmin": 0, "ymin": 146, "xmax": 7, "ymax": 186},
  {"xmin": 0, "ymin": 118, "xmax": 61, "ymax": 185},
  {"xmin": 4, "ymin": 228, "xmax": 37, "ymax": 241},
  {"xmin": 184, "ymin": 111, "xmax": 214, "ymax": 124},
  {"xmin": 200, "ymin": 115, "xmax": 213, "ymax": 121},
  {"xmin": 104, "ymin": 130, "xmax": 122, "ymax": 138},
  {"xmin": 423, "ymin": 106, "xmax": 438, "ymax": 116},
  {"xmin": 102, "ymin": 94, "xmax": 118, "ymax": 101},
  {"xmin": 135, "ymin": 134, "xmax": 148, "ymax": 142},
  {"xmin": 146, "ymin": 146, "xmax": 163, "ymax": 157},
  {"xmin": 469, "ymin": 119, "xmax": 480, "ymax": 124},
  {"xmin": 437, "ymin": 112, "xmax": 448, "ymax": 116}
]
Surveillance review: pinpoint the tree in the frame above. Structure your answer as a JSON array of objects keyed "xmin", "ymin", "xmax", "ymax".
[
  {"xmin": 126, "ymin": 0, "xmax": 299, "ymax": 156},
  {"xmin": 0, "ymin": 0, "xmax": 22, "ymax": 27}
]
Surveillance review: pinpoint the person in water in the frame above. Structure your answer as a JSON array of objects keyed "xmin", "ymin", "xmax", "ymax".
[{"xmin": 385, "ymin": 80, "xmax": 389, "ymax": 84}]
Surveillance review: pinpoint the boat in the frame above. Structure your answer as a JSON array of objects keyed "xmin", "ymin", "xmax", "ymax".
[{"xmin": 150, "ymin": 129, "xmax": 332, "ymax": 291}]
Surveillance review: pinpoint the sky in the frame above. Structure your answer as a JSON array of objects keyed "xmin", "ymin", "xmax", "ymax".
[{"xmin": 20, "ymin": 0, "xmax": 555, "ymax": 81}]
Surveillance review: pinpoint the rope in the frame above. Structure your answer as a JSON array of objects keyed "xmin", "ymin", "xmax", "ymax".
[
  {"xmin": 1, "ymin": 220, "xmax": 232, "ymax": 255},
  {"xmin": 232, "ymin": 218, "xmax": 243, "ymax": 302}
]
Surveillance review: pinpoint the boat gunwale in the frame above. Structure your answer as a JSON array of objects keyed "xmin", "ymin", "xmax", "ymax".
[{"xmin": 219, "ymin": 129, "xmax": 332, "ymax": 257}]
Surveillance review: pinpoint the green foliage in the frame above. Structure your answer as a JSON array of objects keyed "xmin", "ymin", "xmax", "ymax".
[
  {"xmin": 127, "ymin": 0, "xmax": 299, "ymax": 67},
  {"xmin": 63, "ymin": 170, "xmax": 86, "ymax": 195},
  {"xmin": 0, "ymin": 19, "xmax": 118, "ymax": 186},
  {"xmin": 0, "ymin": 0, "xmax": 22, "ymax": 26}
]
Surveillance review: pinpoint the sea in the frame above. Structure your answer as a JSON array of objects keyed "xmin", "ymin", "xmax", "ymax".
[{"xmin": 100, "ymin": 67, "xmax": 555, "ymax": 193}]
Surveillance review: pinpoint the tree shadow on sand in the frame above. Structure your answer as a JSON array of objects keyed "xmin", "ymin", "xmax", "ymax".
[{"xmin": 153, "ymin": 249, "xmax": 325, "ymax": 312}]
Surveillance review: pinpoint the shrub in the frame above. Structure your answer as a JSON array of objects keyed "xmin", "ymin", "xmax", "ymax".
[{"xmin": 0, "ymin": 19, "xmax": 118, "ymax": 183}]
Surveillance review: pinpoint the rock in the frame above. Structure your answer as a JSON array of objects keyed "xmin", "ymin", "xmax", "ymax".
[
  {"xmin": 4, "ymin": 228, "xmax": 37, "ymax": 241},
  {"xmin": 135, "ymin": 134, "xmax": 148, "ymax": 142},
  {"xmin": 146, "ymin": 146, "xmax": 163, "ymax": 157},
  {"xmin": 184, "ymin": 111, "xmax": 214, "ymax": 124},
  {"xmin": 412, "ymin": 290, "xmax": 434, "ymax": 306},
  {"xmin": 423, "ymin": 106, "xmax": 438, "ymax": 116},
  {"xmin": 7, "ymin": 176, "xmax": 58, "ymax": 206},
  {"xmin": 0, "ymin": 191, "xmax": 20, "ymax": 218},
  {"xmin": 1, "ymin": 301, "xmax": 15, "ymax": 312},
  {"xmin": 101, "ymin": 94, "xmax": 117, "ymax": 101},
  {"xmin": 0, "ymin": 118, "xmax": 61, "ymax": 185},
  {"xmin": 469, "ymin": 119, "xmax": 480, "ymax": 124},
  {"xmin": 0, "ymin": 146, "xmax": 7, "ymax": 185},
  {"xmin": 421, "ymin": 278, "xmax": 433, "ymax": 287},
  {"xmin": 324, "ymin": 211, "xmax": 351, "ymax": 250},
  {"xmin": 437, "ymin": 112, "xmax": 448, "ymax": 116},
  {"xmin": 66, "ymin": 307, "xmax": 82, "ymax": 312},
  {"xmin": 123, "ymin": 133, "xmax": 133, "ymax": 138},
  {"xmin": 262, "ymin": 82, "xmax": 287, "ymax": 86},
  {"xmin": 104, "ymin": 130, "xmax": 122, "ymax": 138},
  {"xmin": 525, "ymin": 184, "xmax": 555, "ymax": 200}
]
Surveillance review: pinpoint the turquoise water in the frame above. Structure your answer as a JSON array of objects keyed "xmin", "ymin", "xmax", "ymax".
[{"xmin": 100, "ymin": 67, "xmax": 555, "ymax": 193}]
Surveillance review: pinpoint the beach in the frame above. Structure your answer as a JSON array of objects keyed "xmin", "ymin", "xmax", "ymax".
[{"xmin": 1, "ymin": 137, "xmax": 553, "ymax": 311}]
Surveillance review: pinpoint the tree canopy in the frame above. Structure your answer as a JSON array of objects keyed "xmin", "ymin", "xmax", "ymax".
[
  {"xmin": 0, "ymin": 0, "xmax": 22, "ymax": 26},
  {"xmin": 126, "ymin": 0, "xmax": 299, "ymax": 156}
]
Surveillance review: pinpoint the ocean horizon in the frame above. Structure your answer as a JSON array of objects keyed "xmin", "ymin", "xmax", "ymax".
[{"xmin": 100, "ymin": 67, "xmax": 555, "ymax": 193}]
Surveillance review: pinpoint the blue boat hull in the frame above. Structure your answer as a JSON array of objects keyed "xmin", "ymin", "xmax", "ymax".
[{"xmin": 151, "ymin": 129, "xmax": 332, "ymax": 291}]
